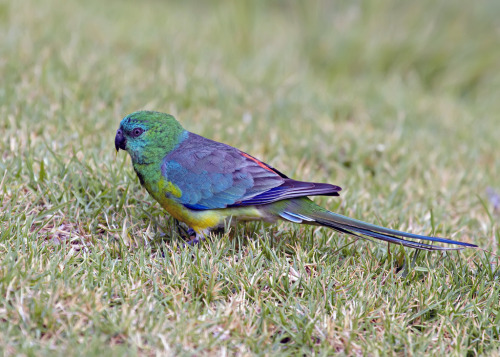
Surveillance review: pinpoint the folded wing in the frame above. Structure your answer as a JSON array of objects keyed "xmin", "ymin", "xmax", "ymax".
[{"xmin": 162, "ymin": 133, "xmax": 341, "ymax": 210}]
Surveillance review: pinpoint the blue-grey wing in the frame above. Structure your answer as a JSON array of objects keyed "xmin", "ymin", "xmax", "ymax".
[{"xmin": 162, "ymin": 133, "xmax": 341, "ymax": 210}]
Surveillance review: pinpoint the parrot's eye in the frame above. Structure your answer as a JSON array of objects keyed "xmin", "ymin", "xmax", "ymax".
[{"xmin": 131, "ymin": 128, "xmax": 144, "ymax": 137}]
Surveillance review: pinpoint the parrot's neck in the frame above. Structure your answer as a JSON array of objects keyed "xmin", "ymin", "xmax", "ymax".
[
  {"xmin": 132, "ymin": 161, "xmax": 177, "ymax": 210},
  {"xmin": 128, "ymin": 129, "xmax": 189, "ymax": 198},
  {"xmin": 132, "ymin": 161, "xmax": 161, "ymax": 189}
]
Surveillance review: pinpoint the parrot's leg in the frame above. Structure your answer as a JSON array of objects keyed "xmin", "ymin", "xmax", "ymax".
[
  {"xmin": 174, "ymin": 218, "xmax": 187, "ymax": 236},
  {"xmin": 173, "ymin": 219, "xmax": 197, "ymax": 241},
  {"xmin": 184, "ymin": 226, "xmax": 230, "ymax": 246},
  {"xmin": 185, "ymin": 231, "xmax": 206, "ymax": 246}
]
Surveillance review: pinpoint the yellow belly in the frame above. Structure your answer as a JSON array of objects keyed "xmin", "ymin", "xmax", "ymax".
[
  {"xmin": 145, "ymin": 178, "xmax": 265, "ymax": 233},
  {"xmin": 153, "ymin": 194, "xmax": 219, "ymax": 232}
]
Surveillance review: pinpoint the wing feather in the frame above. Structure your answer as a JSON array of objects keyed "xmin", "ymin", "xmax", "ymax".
[{"xmin": 162, "ymin": 133, "xmax": 341, "ymax": 210}]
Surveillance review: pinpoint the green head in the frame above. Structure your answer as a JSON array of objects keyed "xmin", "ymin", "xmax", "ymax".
[{"xmin": 115, "ymin": 111, "xmax": 187, "ymax": 165}]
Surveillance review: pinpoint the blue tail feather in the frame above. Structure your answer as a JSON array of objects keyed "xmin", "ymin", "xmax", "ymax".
[{"xmin": 280, "ymin": 199, "xmax": 477, "ymax": 251}]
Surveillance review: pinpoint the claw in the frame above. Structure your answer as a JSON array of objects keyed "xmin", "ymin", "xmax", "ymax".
[
  {"xmin": 174, "ymin": 219, "xmax": 188, "ymax": 236},
  {"xmin": 173, "ymin": 219, "xmax": 199, "ymax": 242},
  {"xmin": 181, "ymin": 229, "xmax": 210, "ymax": 247}
]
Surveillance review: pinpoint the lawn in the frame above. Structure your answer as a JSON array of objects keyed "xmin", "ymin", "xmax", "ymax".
[{"xmin": 1, "ymin": 0, "xmax": 499, "ymax": 355}]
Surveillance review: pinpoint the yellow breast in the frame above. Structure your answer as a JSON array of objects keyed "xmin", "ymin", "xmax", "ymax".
[
  {"xmin": 144, "ymin": 177, "xmax": 266, "ymax": 234},
  {"xmin": 146, "ymin": 178, "xmax": 221, "ymax": 233}
]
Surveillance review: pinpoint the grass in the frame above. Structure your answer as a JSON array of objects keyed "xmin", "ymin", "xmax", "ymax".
[{"xmin": 1, "ymin": 0, "xmax": 499, "ymax": 355}]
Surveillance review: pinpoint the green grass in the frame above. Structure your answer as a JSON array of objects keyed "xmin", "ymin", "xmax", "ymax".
[{"xmin": 1, "ymin": 0, "xmax": 500, "ymax": 355}]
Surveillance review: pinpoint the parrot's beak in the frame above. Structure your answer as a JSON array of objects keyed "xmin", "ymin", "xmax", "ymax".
[{"xmin": 115, "ymin": 129, "xmax": 127, "ymax": 152}]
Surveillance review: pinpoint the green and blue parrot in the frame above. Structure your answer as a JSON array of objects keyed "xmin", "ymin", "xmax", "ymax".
[{"xmin": 115, "ymin": 111, "xmax": 477, "ymax": 251}]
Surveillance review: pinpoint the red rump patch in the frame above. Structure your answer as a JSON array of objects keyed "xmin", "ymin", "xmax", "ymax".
[{"xmin": 240, "ymin": 152, "xmax": 277, "ymax": 174}]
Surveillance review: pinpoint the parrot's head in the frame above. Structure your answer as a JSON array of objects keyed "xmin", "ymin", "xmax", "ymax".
[{"xmin": 115, "ymin": 111, "xmax": 186, "ymax": 165}]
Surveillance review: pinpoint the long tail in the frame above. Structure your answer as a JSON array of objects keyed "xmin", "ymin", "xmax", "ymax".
[{"xmin": 271, "ymin": 198, "xmax": 477, "ymax": 251}]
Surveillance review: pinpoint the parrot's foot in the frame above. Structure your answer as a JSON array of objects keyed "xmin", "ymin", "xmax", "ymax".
[
  {"xmin": 180, "ymin": 228, "xmax": 224, "ymax": 247},
  {"xmin": 184, "ymin": 231, "xmax": 207, "ymax": 246},
  {"xmin": 185, "ymin": 236, "xmax": 204, "ymax": 246},
  {"xmin": 174, "ymin": 219, "xmax": 197, "ymax": 241}
]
